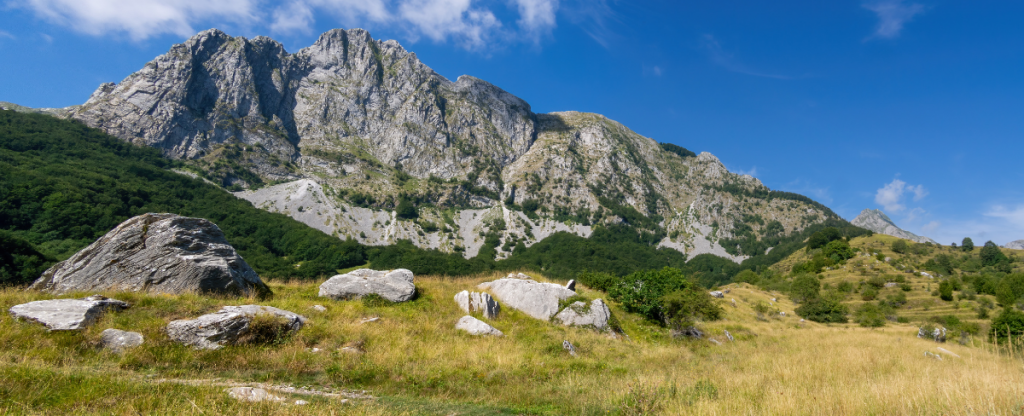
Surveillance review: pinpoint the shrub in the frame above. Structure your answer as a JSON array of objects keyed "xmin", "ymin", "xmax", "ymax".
[
  {"xmin": 609, "ymin": 267, "xmax": 690, "ymax": 322},
  {"xmin": 661, "ymin": 287, "xmax": 723, "ymax": 331},
  {"xmin": 795, "ymin": 293, "xmax": 849, "ymax": 323},
  {"xmin": 854, "ymin": 303, "xmax": 887, "ymax": 327},
  {"xmin": 990, "ymin": 308, "xmax": 1024, "ymax": 344},
  {"xmin": 938, "ymin": 280, "xmax": 954, "ymax": 301},
  {"xmin": 836, "ymin": 281, "xmax": 854, "ymax": 293},
  {"xmin": 807, "ymin": 228, "xmax": 842, "ymax": 251},
  {"xmin": 891, "ymin": 240, "xmax": 908, "ymax": 254},
  {"xmin": 823, "ymin": 240, "xmax": 854, "ymax": 262},
  {"xmin": 861, "ymin": 287, "xmax": 878, "ymax": 301},
  {"xmin": 395, "ymin": 199, "xmax": 418, "ymax": 220},
  {"xmin": 790, "ymin": 273, "xmax": 821, "ymax": 304},
  {"xmin": 576, "ymin": 270, "xmax": 617, "ymax": 292},
  {"xmin": 732, "ymin": 269, "xmax": 759, "ymax": 284}
]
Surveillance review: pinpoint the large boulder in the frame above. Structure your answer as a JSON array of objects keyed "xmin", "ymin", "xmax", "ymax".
[
  {"xmin": 478, "ymin": 277, "xmax": 575, "ymax": 320},
  {"xmin": 454, "ymin": 290, "xmax": 500, "ymax": 319},
  {"xmin": 319, "ymin": 269, "xmax": 416, "ymax": 302},
  {"xmin": 553, "ymin": 299, "xmax": 612, "ymax": 330},
  {"xmin": 8, "ymin": 295, "xmax": 130, "ymax": 330},
  {"xmin": 29, "ymin": 213, "xmax": 268, "ymax": 296},
  {"xmin": 455, "ymin": 315, "xmax": 503, "ymax": 336},
  {"xmin": 167, "ymin": 305, "xmax": 306, "ymax": 350}
]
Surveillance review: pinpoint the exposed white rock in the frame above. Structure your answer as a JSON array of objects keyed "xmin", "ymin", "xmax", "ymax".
[
  {"xmin": 478, "ymin": 277, "xmax": 575, "ymax": 320},
  {"xmin": 553, "ymin": 299, "xmax": 611, "ymax": 330},
  {"xmin": 455, "ymin": 315, "xmax": 503, "ymax": 336},
  {"xmin": 167, "ymin": 305, "xmax": 306, "ymax": 350},
  {"xmin": 1006, "ymin": 240, "xmax": 1024, "ymax": 250},
  {"xmin": 8, "ymin": 295, "xmax": 130, "ymax": 331},
  {"xmin": 319, "ymin": 269, "xmax": 416, "ymax": 302},
  {"xmin": 226, "ymin": 387, "xmax": 285, "ymax": 403},
  {"xmin": 99, "ymin": 328, "xmax": 144, "ymax": 353},
  {"xmin": 709, "ymin": 291, "xmax": 724, "ymax": 298},
  {"xmin": 454, "ymin": 290, "xmax": 500, "ymax": 319},
  {"xmin": 29, "ymin": 213, "xmax": 267, "ymax": 296}
]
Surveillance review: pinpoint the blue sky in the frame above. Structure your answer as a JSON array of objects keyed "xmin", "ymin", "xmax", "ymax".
[{"xmin": 1, "ymin": 0, "xmax": 1023, "ymax": 245}]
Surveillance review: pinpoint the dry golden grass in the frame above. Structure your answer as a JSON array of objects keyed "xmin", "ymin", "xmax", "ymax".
[{"xmin": 1, "ymin": 273, "xmax": 1022, "ymax": 415}]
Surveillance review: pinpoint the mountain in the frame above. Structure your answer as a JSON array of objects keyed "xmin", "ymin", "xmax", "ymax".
[
  {"xmin": 33, "ymin": 28, "xmax": 844, "ymax": 263},
  {"xmin": 850, "ymin": 209, "xmax": 936, "ymax": 244},
  {"xmin": 1005, "ymin": 240, "xmax": 1024, "ymax": 250}
]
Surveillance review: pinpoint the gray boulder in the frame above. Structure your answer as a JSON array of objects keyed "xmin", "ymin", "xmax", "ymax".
[
  {"xmin": 30, "ymin": 213, "xmax": 268, "ymax": 296},
  {"xmin": 1006, "ymin": 240, "xmax": 1024, "ymax": 250},
  {"xmin": 167, "ymin": 305, "xmax": 306, "ymax": 350},
  {"xmin": 553, "ymin": 299, "xmax": 612, "ymax": 330},
  {"xmin": 455, "ymin": 315, "xmax": 503, "ymax": 336},
  {"xmin": 454, "ymin": 290, "xmax": 500, "ymax": 319},
  {"xmin": 8, "ymin": 295, "xmax": 130, "ymax": 330},
  {"xmin": 478, "ymin": 278, "xmax": 575, "ymax": 320},
  {"xmin": 709, "ymin": 291, "xmax": 724, "ymax": 298},
  {"xmin": 319, "ymin": 269, "xmax": 416, "ymax": 303},
  {"xmin": 99, "ymin": 328, "xmax": 144, "ymax": 353}
]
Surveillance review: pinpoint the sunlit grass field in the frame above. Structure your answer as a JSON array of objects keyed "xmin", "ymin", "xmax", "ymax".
[{"xmin": 1, "ymin": 272, "xmax": 1022, "ymax": 415}]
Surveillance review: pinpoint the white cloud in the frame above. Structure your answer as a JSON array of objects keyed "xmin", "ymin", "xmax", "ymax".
[
  {"xmin": 910, "ymin": 184, "xmax": 928, "ymax": 201},
  {"xmin": 0, "ymin": 30, "xmax": 15, "ymax": 39},
  {"xmin": 512, "ymin": 0, "xmax": 559, "ymax": 41},
  {"xmin": 874, "ymin": 178, "xmax": 928, "ymax": 214},
  {"xmin": 737, "ymin": 166, "xmax": 758, "ymax": 177},
  {"xmin": 15, "ymin": 0, "xmax": 259, "ymax": 41},
  {"xmin": 398, "ymin": 0, "xmax": 501, "ymax": 50},
  {"xmin": 986, "ymin": 205, "xmax": 1024, "ymax": 228},
  {"xmin": 701, "ymin": 34, "xmax": 794, "ymax": 80},
  {"xmin": 905, "ymin": 207, "xmax": 925, "ymax": 222},
  {"xmin": 863, "ymin": 0, "xmax": 925, "ymax": 39},
  {"xmin": 270, "ymin": 2, "xmax": 314, "ymax": 35},
  {"xmin": 561, "ymin": 0, "xmax": 616, "ymax": 48},
  {"xmin": 921, "ymin": 221, "xmax": 940, "ymax": 233}
]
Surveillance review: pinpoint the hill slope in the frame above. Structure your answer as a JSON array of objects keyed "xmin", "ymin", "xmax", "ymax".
[{"xmin": 38, "ymin": 28, "xmax": 844, "ymax": 264}]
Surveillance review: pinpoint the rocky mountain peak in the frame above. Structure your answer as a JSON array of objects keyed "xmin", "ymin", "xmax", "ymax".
[{"xmin": 851, "ymin": 209, "xmax": 936, "ymax": 244}]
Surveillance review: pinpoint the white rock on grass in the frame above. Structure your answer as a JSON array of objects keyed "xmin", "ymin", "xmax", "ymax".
[
  {"xmin": 454, "ymin": 290, "xmax": 500, "ymax": 319},
  {"xmin": 455, "ymin": 316, "xmax": 503, "ymax": 336},
  {"xmin": 709, "ymin": 291, "xmax": 724, "ymax": 298},
  {"xmin": 8, "ymin": 295, "xmax": 130, "ymax": 331},
  {"xmin": 99, "ymin": 328, "xmax": 144, "ymax": 353},
  {"xmin": 478, "ymin": 278, "xmax": 575, "ymax": 320},
  {"xmin": 553, "ymin": 299, "xmax": 611, "ymax": 330},
  {"xmin": 319, "ymin": 269, "xmax": 416, "ymax": 303},
  {"xmin": 167, "ymin": 305, "xmax": 306, "ymax": 350},
  {"xmin": 226, "ymin": 387, "xmax": 284, "ymax": 403}
]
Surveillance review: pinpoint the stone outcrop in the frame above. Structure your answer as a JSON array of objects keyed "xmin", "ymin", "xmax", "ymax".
[
  {"xmin": 8, "ymin": 295, "xmax": 130, "ymax": 330},
  {"xmin": 99, "ymin": 328, "xmax": 144, "ymax": 353},
  {"xmin": 167, "ymin": 305, "xmax": 306, "ymax": 350},
  {"xmin": 30, "ymin": 213, "xmax": 268, "ymax": 297},
  {"xmin": 454, "ymin": 290, "xmax": 500, "ymax": 319},
  {"xmin": 318, "ymin": 269, "xmax": 416, "ymax": 302},
  {"xmin": 553, "ymin": 299, "xmax": 612, "ymax": 330},
  {"xmin": 478, "ymin": 277, "xmax": 576, "ymax": 320},
  {"xmin": 851, "ymin": 209, "xmax": 937, "ymax": 244},
  {"xmin": 455, "ymin": 315, "xmax": 503, "ymax": 336},
  {"xmin": 1005, "ymin": 240, "xmax": 1024, "ymax": 250}
]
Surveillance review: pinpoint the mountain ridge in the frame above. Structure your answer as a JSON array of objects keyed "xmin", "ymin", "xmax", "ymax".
[
  {"xmin": 850, "ymin": 208, "xmax": 936, "ymax": 244},
  {"xmin": 15, "ymin": 28, "xmax": 847, "ymax": 263}
]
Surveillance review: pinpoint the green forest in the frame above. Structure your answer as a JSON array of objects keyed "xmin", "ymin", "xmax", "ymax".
[{"xmin": 0, "ymin": 110, "xmax": 865, "ymax": 288}]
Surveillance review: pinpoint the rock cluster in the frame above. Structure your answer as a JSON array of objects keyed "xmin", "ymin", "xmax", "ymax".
[
  {"xmin": 30, "ymin": 213, "xmax": 268, "ymax": 297},
  {"xmin": 8, "ymin": 295, "xmax": 130, "ymax": 330},
  {"xmin": 319, "ymin": 269, "xmax": 416, "ymax": 303},
  {"xmin": 454, "ymin": 291, "xmax": 500, "ymax": 319},
  {"xmin": 455, "ymin": 316, "xmax": 503, "ymax": 336},
  {"xmin": 478, "ymin": 276, "xmax": 575, "ymax": 320},
  {"xmin": 167, "ymin": 305, "xmax": 306, "ymax": 350}
]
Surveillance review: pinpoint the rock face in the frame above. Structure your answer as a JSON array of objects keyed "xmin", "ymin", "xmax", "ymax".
[
  {"xmin": 99, "ymin": 328, "xmax": 144, "ymax": 353},
  {"xmin": 167, "ymin": 305, "xmax": 306, "ymax": 350},
  {"xmin": 478, "ymin": 277, "xmax": 576, "ymax": 320},
  {"xmin": 553, "ymin": 299, "xmax": 612, "ymax": 330},
  {"xmin": 319, "ymin": 269, "xmax": 416, "ymax": 302},
  {"xmin": 851, "ymin": 209, "xmax": 937, "ymax": 244},
  {"xmin": 455, "ymin": 315, "xmax": 503, "ymax": 336},
  {"xmin": 1005, "ymin": 240, "xmax": 1024, "ymax": 250},
  {"xmin": 454, "ymin": 290, "xmax": 500, "ymax": 319},
  {"xmin": 8, "ymin": 295, "xmax": 130, "ymax": 331},
  {"xmin": 51, "ymin": 28, "xmax": 836, "ymax": 265},
  {"xmin": 30, "ymin": 213, "xmax": 268, "ymax": 296}
]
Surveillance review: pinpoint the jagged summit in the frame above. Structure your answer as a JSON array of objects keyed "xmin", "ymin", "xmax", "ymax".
[
  {"xmin": 17, "ymin": 28, "xmax": 841, "ymax": 262},
  {"xmin": 851, "ymin": 209, "xmax": 936, "ymax": 244}
]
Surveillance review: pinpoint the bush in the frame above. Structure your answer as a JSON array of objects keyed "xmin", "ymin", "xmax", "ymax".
[
  {"xmin": 807, "ymin": 228, "xmax": 842, "ymax": 251},
  {"xmin": 609, "ymin": 267, "xmax": 691, "ymax": 322},
  {"xmin": 790, "ymin": 273, "xmax": 821, "ymax": 304},
  {"xmin": 576, "ymin": 270, "xmax": 617, "ymax": 292},
  {"xmin": 836, "ymin": 281, "xmax": 854, "ymax": 293},
  {"xmin": 732, "ymin": 269, "xmax": 759, "ymax": 284},
  {"xmin": 891, "ymin": 240, "xmax": 908, "ymax": 254},
  {"xmin": 861, "ymin": 287, "xmax": 878, "ymax": 301},
  {"xmin": 661, "ymin": 287, "xmax": 723, "ymax": 331},
  {"xmin": 395, "ymin": 199, "xmax": 418, "ymax": 220},
  {"xmin": 823, "ymin": 240, "xmax": 854, "ymax": 262},
  {"xmin": 990, "ymin": 308, "xmax": 1024, "ymax": 344},
  {"xmin": 854, "ymin": 303, "xmax": 887, "ymax": 327},
  {"xmin": 795, "ymin": 293, "xmax": 849, "ymax": 323},
  {"xmin": 938, "ymin": 280, "xmax": 954, "ymax": 301}
]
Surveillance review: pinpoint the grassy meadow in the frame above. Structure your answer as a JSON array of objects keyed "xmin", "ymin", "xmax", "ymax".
[{"xmin": 2, "ymin": 270, "xmax": 1023, "ymax": 415}]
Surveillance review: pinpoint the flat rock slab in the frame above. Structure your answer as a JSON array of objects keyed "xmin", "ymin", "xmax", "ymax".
[
  {"xmin": 553, "ymin": 299, "xmax": 611, "ymax": 330},
  {"xmin": 319, "ymin": 269, "xmax": 415, "ymax": 303},
  {"xmin": 478, "ymin": 278, "xmax": 575, "ymax": 320},
  {"xmin": 455, "ymin": 315, "xmax": 503, "ymax": 336},
  {"xmin": 99, "ymin": 328, "xmax": 144, "ymax": 353},
  {"xmin": 9, "ymin": 295, "xmax": 130, "ymax": 330},
  {"xmin": 454, "ymin": 290, "xmax": 500, "ymax": 319},
  {"xmin": 167, "ymin": 305, "xmax": 306, "ymax": 350},
  {"xmin": 30, "ymin": 213, "xmax": 268, "ymax": 296}
]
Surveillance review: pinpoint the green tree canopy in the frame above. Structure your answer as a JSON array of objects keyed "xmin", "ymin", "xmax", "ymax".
[
  {"xmin": 980, "ymin": 241, "xmax": 1009, "ymax": 267},
  {"xmin": 790, "ymin": 273, "xmax": 821, "ymax": 304},
  {"xmin": 824, "ymin": 239, "xmax": 855, "ymax": 262},
  {"xmin": 807, "ymin": 227, "xmax": 843, "ymax": 251},
  {"xmin": 962, "ymin": 237, "xmax": 975, "ymax": 252}
]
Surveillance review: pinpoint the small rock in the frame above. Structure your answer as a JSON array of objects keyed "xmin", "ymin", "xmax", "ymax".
[
  {"xmin": 454, "ymin": 290, "xmax": 501, "ymax": 319},
  {"xmin": 308, "ymin": 347, "xmax": 321, "ymax": 353},
  {"xmin": 884, "ymin": 257, "xmax": 892, "ymax": 262},
  {"xmin": 771, "ymin": 298, "xmax": 777, "ymax": 302},
  {"xmin": 723, "ymin": 289, "xmax": 731, "ymax": 294},
  {"xmin": 709, "ymin": 339, "xmax": 722, "ymax": 345},
  {"xmin": 799, "ymin": 319, "xmax": 805, "ymax": 323},
  {"xmin": 311, "ymin": 305, "xmax": 327, "ymax": 312},
  {"xmin": 924, "ymin": 351, "xmax": 942, "ymax": 361},
  {"xmin": 884, "ymin": 282, "xmax": 898, "ymax": 288},
  {"xmin": 226, "ymin": 387, "xmax": 284, "ymax": 403},
  {"xmin": 507, "ymin": 272, "xmax": 531, "ymax": 279},
  {"xmin": 9, "ymin": 296, "xmax": 130, "ymax": 331},
  {"xmin": 562, "ymin": 340, "xmax": 578, "ymax": 357},
  {"xmin": 731, "ymin": 299, "xmax": 736, "ymax": 307},
  {"xmin": 319, "ymin": 269, "xmax": 416, "ymax": 303},
  {"xmin": 937, "ymin": 347, "xmax": 960, "ymax": 358},
  {"xmin": 455, "ymin": 315, "xmax": 503, "ymax": 336},
  {"xmin": 295, "ymin": 400, "xmax": 308, "ymax": 406},
  {"xmin": 359, "ymin": 317, "xmax": 380, "ymax": 324},
  {"xmin": 340, "ymin": 346, "xmax": 364, "ymax": 354},
  {"xmin": 671, "ymin": 327, "xmax": 704, "ymax": 339},
  {"xmin": 779, "ymin": 311, "xmax": 786, "ymax": 317},
  {"xmin": 565, "ymin": 280, "xmax": 576, "ymax": 291},
  {"xmin": 724, "ymin": 330, "xmax": 734, "ymax": 342},
  {"xmin": 99, "ymin": 328, "xmax": 144, "ymax": 353},
  {"xmin": 167, "ymin": 305, "xmax": 306, "ymax": 350},
  {"xmin": 553, "ymin": 299, "xmax": 611, "ymax": 330},
  {"xmin": 709, "ymin": 291, "xmax": 724, "ymax": 298}
]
